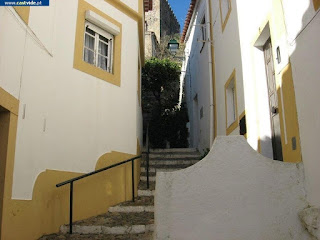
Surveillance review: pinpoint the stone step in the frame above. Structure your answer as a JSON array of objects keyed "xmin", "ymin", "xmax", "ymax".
[
  {"xmin": 149, "ymin": 153, "xmax": 201, "ymax": 159},
  {"xmin": 119, "ymin": 196, "xmax": 154, "ymax": 206},
  {"xmin": 109, "ymin": 206, "xmax": 154, "ymax": 213},
  {"xmin": 60, "ymin": 224, "xmax": 155, "ymax": 235},
  {"xmin": 141, "ymin": 166, "xmax": 186, "ymax": 173},
  {"xmin": 142, "ymin": 159, "xmax": 200, "ymax": 166},
  {"xmin": 140, "ymin": 171, "xmax": 156, "ymax": 177},
  {"xmin": 40, "ymin": 232, "xmax": 153, "ymax": 240},
  {"xmin": 138, "ymin": 190, "xmax": 154, "ymax": 197},
  {"xmin": 141, "ymin": 167, "xmax": 156, "ymax": 173},
  {"xmin": 60, "ymin": 212, "xmax": 154, "ymax": 235},
  {"xmin": 140, "ymin": 176, "xmax": 156, "ymax": 182},
  {"xmin": 147, "ymin": 148, "xmax": 197, "ymax": 153},
  {"xmin": 139, "ymin": 181, "xmax": 155, "ymax": 191},
  {"xmin": 141, "ymin": 164, "xmax": 195, "ymax": 171}
]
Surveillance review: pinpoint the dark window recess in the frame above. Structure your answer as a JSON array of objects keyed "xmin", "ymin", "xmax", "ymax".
[
  {"xmin": 239, "ymin": 115, "xmax": 246, "ymax": 135},
  {"xmin": 200, "ymin": 16, "xmax": 206, "ymax": 53},
  {"xmin": 200, "ymin": 107, "xmax": 203, "ymax": 119}
]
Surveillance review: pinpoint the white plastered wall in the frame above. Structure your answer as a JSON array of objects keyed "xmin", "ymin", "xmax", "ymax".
[
  {"xmin": 281, "ymin": 0, "xmax": 320, "ymax": 207},
  {"xmin": 155, "ymin": 136, "xmax": 310, "ymax": 240},
  {"xmin": 211, "ymin": 0, "xmax": 244, "ymax": 136},
  {"xmin": 120, "ymin": 0, "xmax": 139, "ymax": 12},
  {"xmin": 0, "ymin": 0, "xmax": 142, "ymax": 200},
  {"xmin": 235, "ymin": 0, "xmax": 285, "ymax": 158},
  {"xmin": 183, "ymin": 0, "xmax": 212, "ymax": 153}
]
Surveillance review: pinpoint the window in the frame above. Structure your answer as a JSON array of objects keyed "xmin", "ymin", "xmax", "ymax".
[
  {"xmin": 84, "ymin": 21, "xmax": 113, "ymax": 73},
  {"xmin": 226, "ymin": 81, "xmax": 236, "ymax": 126},
  {"xmin": 74, "ymin": 3, "xmax": 122, "ymax": 86},
  {"xmin": 239, "ymin": 114, "xmax": 246, "ymax": 136},
  {"xmin": 200, "ymin": 16, "xmax": 206, "ymax": 52},
  {"xmin": 225, "ymin": 70, "xmax": 238, "ymax": 135},
  {"xmin": 219, "ymin": 0, "xmax": 231, "ymax": 32}
]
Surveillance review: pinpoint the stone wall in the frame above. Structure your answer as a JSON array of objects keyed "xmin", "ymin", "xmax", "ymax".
[
  {"xmin": 160, "ymin": 0, "xmax": 180, "ymax": 38},
  {"xmin": 145, "ymin": 32, "xmax": 158, "ymax": 59},
  {"xmin": 144, "ymin": 0, "xmax": 180, "ymax": 44},
  {"xmin": 145, "ymin": 0, "xmax": 161, "ymax": 43}
]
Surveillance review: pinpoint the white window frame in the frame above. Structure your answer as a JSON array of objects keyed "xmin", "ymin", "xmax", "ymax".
[{"xmin": 83, "ymin": 21, "xmax": 114, "ymax": 73}]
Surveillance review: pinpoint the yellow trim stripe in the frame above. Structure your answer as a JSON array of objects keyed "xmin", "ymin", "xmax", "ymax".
[
  {"xmin": 104, "ymin": 0, "xmax": 145, "ymax": 65},
  {"xmin": 224, "ymin": 69, "xmax": 238, "ymax": 136},
  {"xmin": 0, "ymin": 87, "xmax": 19, "ymax": 116},
  {"xmin": 219, "ymin": 0, "xmax": 232, "ymax": 33},
  {"xmin": 313, "ymin": 0, "xmax": 320, "ymax": 10},
  {"xmin": 13, "ymin": 6, "xmax": 30, "ymax": 25}
]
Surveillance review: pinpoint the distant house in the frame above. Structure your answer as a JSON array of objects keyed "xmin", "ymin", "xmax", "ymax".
[{"xmin": 0, "ymin": 1, "xmax": 144, "ymax": 239}]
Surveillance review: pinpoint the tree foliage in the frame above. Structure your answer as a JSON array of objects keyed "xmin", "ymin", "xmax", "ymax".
[
  {"xmin": 142, "ymin": 58, "xmax": 189, "ymax": 148},
  {"xmin": 142, "ymin": 58, "xmax": 180, "ymax": 111}
]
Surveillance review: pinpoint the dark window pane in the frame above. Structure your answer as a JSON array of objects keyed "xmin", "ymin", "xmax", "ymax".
[
  {"xmin": 86, "ymin": 26, "xmax": 95, "ymax": 36},
  {"xmin": 99, "ymin": 35, "xmax": 109, "ymax": 43}
]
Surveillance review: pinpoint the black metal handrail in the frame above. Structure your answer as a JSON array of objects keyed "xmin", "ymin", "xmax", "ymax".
[
  {"xmin": 56, "ymin": 155, "xmax": 141, "ymax": 234},
  {"xmin": 142, "ymin": 123, "xmax": 150, "ymax": 189}
]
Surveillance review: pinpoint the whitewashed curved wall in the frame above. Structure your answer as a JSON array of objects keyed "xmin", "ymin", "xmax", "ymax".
[
  {"xmin": 155, "ymin": 136, "xmax": 310, "ymax": 240},
  {"xmin": 0, "ymin": 0, "xmax": 142, "ymax": 200},
  {"xmin": 281, "ymin": 0, "xmax": 320, "ymax": 207}
]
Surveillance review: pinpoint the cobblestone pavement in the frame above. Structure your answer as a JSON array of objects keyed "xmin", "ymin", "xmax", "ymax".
[
  {"xmin": 120, "ymin": 196, "xmax": 154, "ymax": 206},
  {"xmin": 138, "ymin": 181, "xmax": 155, "ymax": 190},
  {"xmin": 74, "ymin": 212, "xmax": 154, "ymax": 227},
  {"xmin": 40, "ymin": 232, "xmax": 153, "ymax": 240}
]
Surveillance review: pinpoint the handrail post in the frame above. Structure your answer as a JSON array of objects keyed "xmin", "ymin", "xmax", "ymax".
[
  {"xmin": 146, "ymin": 123, "xmax": 150, "ymax": 189},
  {"xmin": 132, "ymin": 159, "xmax": 135, "ymax": 202},
  {"xmin": 69, "ymin": 182, "xmax": 73, "ymax": 234},
  {"xmin": 55, "ymin": 155, "xmax": 142, "ymax": 233}
]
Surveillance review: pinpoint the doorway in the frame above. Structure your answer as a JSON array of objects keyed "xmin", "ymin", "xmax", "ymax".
[
  {"xmin": 263, "ymin": 38, "xmax": 283, "ymax": 161},
  {"xmin": 0, "ymin": 106, "xmax": 10, "ymax": 236}
]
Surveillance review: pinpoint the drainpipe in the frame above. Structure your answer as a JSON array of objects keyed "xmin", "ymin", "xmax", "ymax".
[{"xmin": 205, "ymin": 0, "xmax": 215, "ymax": 146}]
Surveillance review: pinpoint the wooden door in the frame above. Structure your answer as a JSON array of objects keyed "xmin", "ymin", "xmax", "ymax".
[{"xmin": 263, "ymin": 38, "xmax": 283, "ymax": 161}]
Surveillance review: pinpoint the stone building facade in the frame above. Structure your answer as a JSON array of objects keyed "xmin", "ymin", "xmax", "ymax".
[{"xmin": 145, "ymin": 0, "xmax": 180, "ymax": 58}]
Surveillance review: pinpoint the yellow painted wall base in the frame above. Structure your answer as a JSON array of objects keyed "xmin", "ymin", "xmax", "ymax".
[
  {"xmin": 277, "ymin": 63, "xmax": 301, "ymax": 163},
  {"xmin": 2, "ymin": 150, "xmax": 141, "ymax": 240}
]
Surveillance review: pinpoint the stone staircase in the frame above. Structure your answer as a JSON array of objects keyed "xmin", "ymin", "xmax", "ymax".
[{"xmin": 40, "ymin": 148, "xmax": 201, "ymax": 240}]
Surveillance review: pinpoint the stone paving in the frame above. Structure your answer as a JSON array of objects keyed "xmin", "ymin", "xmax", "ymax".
[{"xmin": 120, "ymin": 196, "xmax": 154, "ymax": 206}]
